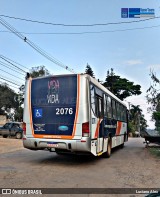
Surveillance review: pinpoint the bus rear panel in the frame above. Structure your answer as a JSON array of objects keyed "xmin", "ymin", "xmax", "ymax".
[
  {"xmin": 23, "ymin": 74, "xmax": 91, "ymax": 154},
  {"xmin": 23, "ymin": 74, "xmax": 128, "ymax": 157}
]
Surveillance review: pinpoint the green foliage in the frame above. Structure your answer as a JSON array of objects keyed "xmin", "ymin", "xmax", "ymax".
[
  {"xmin": 128, "ymin": 121, "xmax": 136, "ymax": 133},
  {"xmin": 0, "ymin": 83, "xmax": 22, "ymax": 120},
  {"xmin": 129, "ymin": 105, "xmax": 147, "ymax": 135},
  {"xmin": 140, "ymin": 114, "xmax": 148, "ymax": 132},
  {"xmin": 153, "ymin": 112, "xmax": 160, "ymax": 132},
  {"xmin": 130, "ymin": 105, "xmax": 142, "ymax": 123},
  {"xmin": 146, "ymin": 70, "xmax": 160, "ymax": 130},
  {"xmin": 30, "ymin": 65, "xmax": 50, "ymax": 78},
  {"xmin": 153, "ymin": 112, "xmax": 160, "ymax": 120},
  {"xmin": 85, "ymin": 64, "xmax": 95, "ymax": 78},
  {"xmin": 18, "ymin": 85, "xmax": 25, "ymax": 105},
  {"xmin": 14, "ymin": 106, "xmax": 23, "ymax": 121},
  {"xmin": 146, "ymin": 71, "xmax": 160, "ymax": 111},
  {"xmin": 149, "ymin": 147, "xmax": 160, "ymax": 159},
  {"xmin": 103, "ymin": 68, "xmax": 141, "ymax": 100},
  {"xmin": 0, "ymin": 84, "xmax": 19, "ymax": 115}
]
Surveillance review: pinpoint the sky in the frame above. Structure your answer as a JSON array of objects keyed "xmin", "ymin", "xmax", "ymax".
[{"xmin": 0, "ymin": 0, "xmax": 160, "ymax": 128}]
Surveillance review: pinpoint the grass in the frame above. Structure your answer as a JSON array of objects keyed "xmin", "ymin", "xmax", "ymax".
[{"xmin": 149, "ymin": 147, "xmax": 160, "ymax": 158}]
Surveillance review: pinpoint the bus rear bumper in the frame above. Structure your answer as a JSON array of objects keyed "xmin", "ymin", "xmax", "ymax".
[{"xmin": 23, "ymin": 137, "xmax": 91, "ymax": 153}]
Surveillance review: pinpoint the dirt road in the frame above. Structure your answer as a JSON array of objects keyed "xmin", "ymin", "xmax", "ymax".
[{"xmin": 0, "ymin": 137, "xmax": 160, "ymax": 197}]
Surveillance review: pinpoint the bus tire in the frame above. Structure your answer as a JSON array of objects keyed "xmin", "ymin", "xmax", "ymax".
[
  {"xmin": 2, "ymin": 135, "xmax": 8, "ymax": 138},
  {"xmin": 120, "ymin": 143, "xmax": 124, "ymax": 148},
  {"xmin": 105, "ymin": 137, "xmax": 112, "ymax": 158}
]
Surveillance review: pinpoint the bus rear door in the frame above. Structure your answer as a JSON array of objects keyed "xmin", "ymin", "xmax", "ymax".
[{"xmin": 90, "ymin": 84, "xmax": 104, "ymax": 156}]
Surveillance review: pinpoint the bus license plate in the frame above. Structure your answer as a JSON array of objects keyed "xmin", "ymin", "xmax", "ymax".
[{"xmin": 47, "ymin": 143, "xmax": 58, "ymax": 148}]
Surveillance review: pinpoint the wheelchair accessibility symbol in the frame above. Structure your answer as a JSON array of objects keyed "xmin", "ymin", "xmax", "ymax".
[{"xmin": 34, "ymin": 109, "xmax": 43, "ymax": 118}]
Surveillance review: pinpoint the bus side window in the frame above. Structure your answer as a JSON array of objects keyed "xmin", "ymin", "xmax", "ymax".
[
  {"xmin": 106, "ymin": 96, "xmax": 112, "ymax": 118},
  {"xmin": 125, "ymin": 108, "xmax": 127, "ymax": 122},
  {"xmin": 112, "ymin": 100, "xmax": 117, "ymax": 119},
  {"xmin": 117, "ymin": 103, "xmax": 121, "ymax": 120},
  {"xmin": 99, "ymin": 98, "xmax": 102, "ymax": 117},
  {"xmin": 120, "ymin": 104, "xmax": 124, "ymax": 121},
  {"xmin": 122, "ymin": 106, "xmax": 127, "ymax": 122},
  {"xmin": 122, "ymin": 106, "xmax": 124, "ymax": 121},
  {"xmin": 95, "ymin": 95, "xmax": 103, "ymax": 118},
  {"xmin": 90, "ymin": 84, "xmax": 96, "ymax": 115},
  {"xmin": 103, "ymin": 94, "xmax": 106, "ymax": 116}
]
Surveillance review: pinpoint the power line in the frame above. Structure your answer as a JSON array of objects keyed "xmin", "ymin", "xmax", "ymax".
[
  {"xmin": 0, "ymin": 17, "xmax": 76, "ymax": 74},
  {"xmin": 0, "ymin": 61, "xmax": 26, "ymax": 76},
  {"xmin": 0, "ymin": 80, "xmax": 19, "ymax": 89},
  {"xmin": 0, "ymin": 76, "xmax": 21, "ymax": 86},
  {"xmin": 0, "ymin": 24, "xmax": 160, "ymax": 35},
  {"xmin": 0, "ymin": 54, "xmax": 29, "ymax": 70},
  {"xmin": 0, "ymin": 14, "xmax": 159, "ymax": 27},
  {"xmin": 0, "ymin": 68, "xmax": 24, "ymax": 81},
  {"xmin": 0, "ymin": 55, "xmax": 26, "ymax": 73}
]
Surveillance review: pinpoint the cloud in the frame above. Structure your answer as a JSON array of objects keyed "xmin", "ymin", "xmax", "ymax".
[{"xmin": 124, "ymin": 60, "xmax": 143, "ymax": 66}]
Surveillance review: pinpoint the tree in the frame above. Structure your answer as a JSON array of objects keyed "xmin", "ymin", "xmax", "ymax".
[
  {"xmin": 128, "ymin": 105, "xmax": 147, "ymax": 136},
  {"xmin": 140, "ymin": 114, "xmax": 148, "ymax": 132},
  {"xmin": 103, "ymin": 68, "xmax": 142, "ymax": 100},
  {"xmin": 146, "ymin": 70, "xmax": 160, "ymax": 111},
  {"xmin": 30, "ymin": 65, "xmax": 50, "ymax": 78},
  {"xmin": 130, "ymin": 105, "xmax": 142, "ymax": 125},
  {"xmin": 14, "ymin": 106, "xmax": 23, "ymax": 121},
  {"xmin": 146, "ymin": 70, "xmax": 160, "ymax": 131},
  {"xmin": 85, "ymin": 63, "xmax": 95, "ymax": 78},
  {"xmin": 0, "ymin": 83, "xmax": 20, "ymax": 120}
]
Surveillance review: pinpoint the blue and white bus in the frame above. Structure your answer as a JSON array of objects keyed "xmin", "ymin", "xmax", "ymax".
[{"xmin": 23, "ymin": 74, "xmax": 128, "ymax": 157}]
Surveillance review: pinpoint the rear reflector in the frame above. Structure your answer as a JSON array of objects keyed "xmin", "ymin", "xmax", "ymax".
[
  {"xmin": 82, "ymin": 122, "xmax": 90, "ymax": 137},
  {"xmin": 81, "ymin": 140, "xmax": 86, "ymax": 142}
]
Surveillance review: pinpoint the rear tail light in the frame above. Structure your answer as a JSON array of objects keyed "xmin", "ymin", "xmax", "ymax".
[
  {"xmin": 22, "ymin": 122, "xmax": 26, "ymax": 133},
  {"xmin": 82, "ymin": 122, "xmax": 90, "ymax": 137},
  {"xmin": 22, "ymin": 122, "xmax": 26, "ymax": 140}
]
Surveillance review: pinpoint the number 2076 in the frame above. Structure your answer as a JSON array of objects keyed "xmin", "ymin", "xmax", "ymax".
[{"xmin": 56, "ymin": 108, "xmax": 73, "ymax": 115}]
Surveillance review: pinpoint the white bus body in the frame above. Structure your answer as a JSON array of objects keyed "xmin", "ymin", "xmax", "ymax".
[{"xmin": 23, "ymin": 74, "xmax": 128, "ymax": 157}]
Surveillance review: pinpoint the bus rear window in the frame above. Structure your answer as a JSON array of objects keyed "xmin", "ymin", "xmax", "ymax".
[{"xmin": 31, "ymin": 75, "xmax": 77, "ymax": 136}]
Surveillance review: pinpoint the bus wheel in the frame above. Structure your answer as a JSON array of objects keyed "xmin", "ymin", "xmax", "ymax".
[
  {"xmin": 120, "ymin": 142, "xmax": 124, "ymax": 148},
  {"xmin": 2, "ymin": 135, "xmax": 8, "ymax": 138},
  {"xmin": 105, "ymin": 137, "xmax": 112, "ymax": 158}
]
